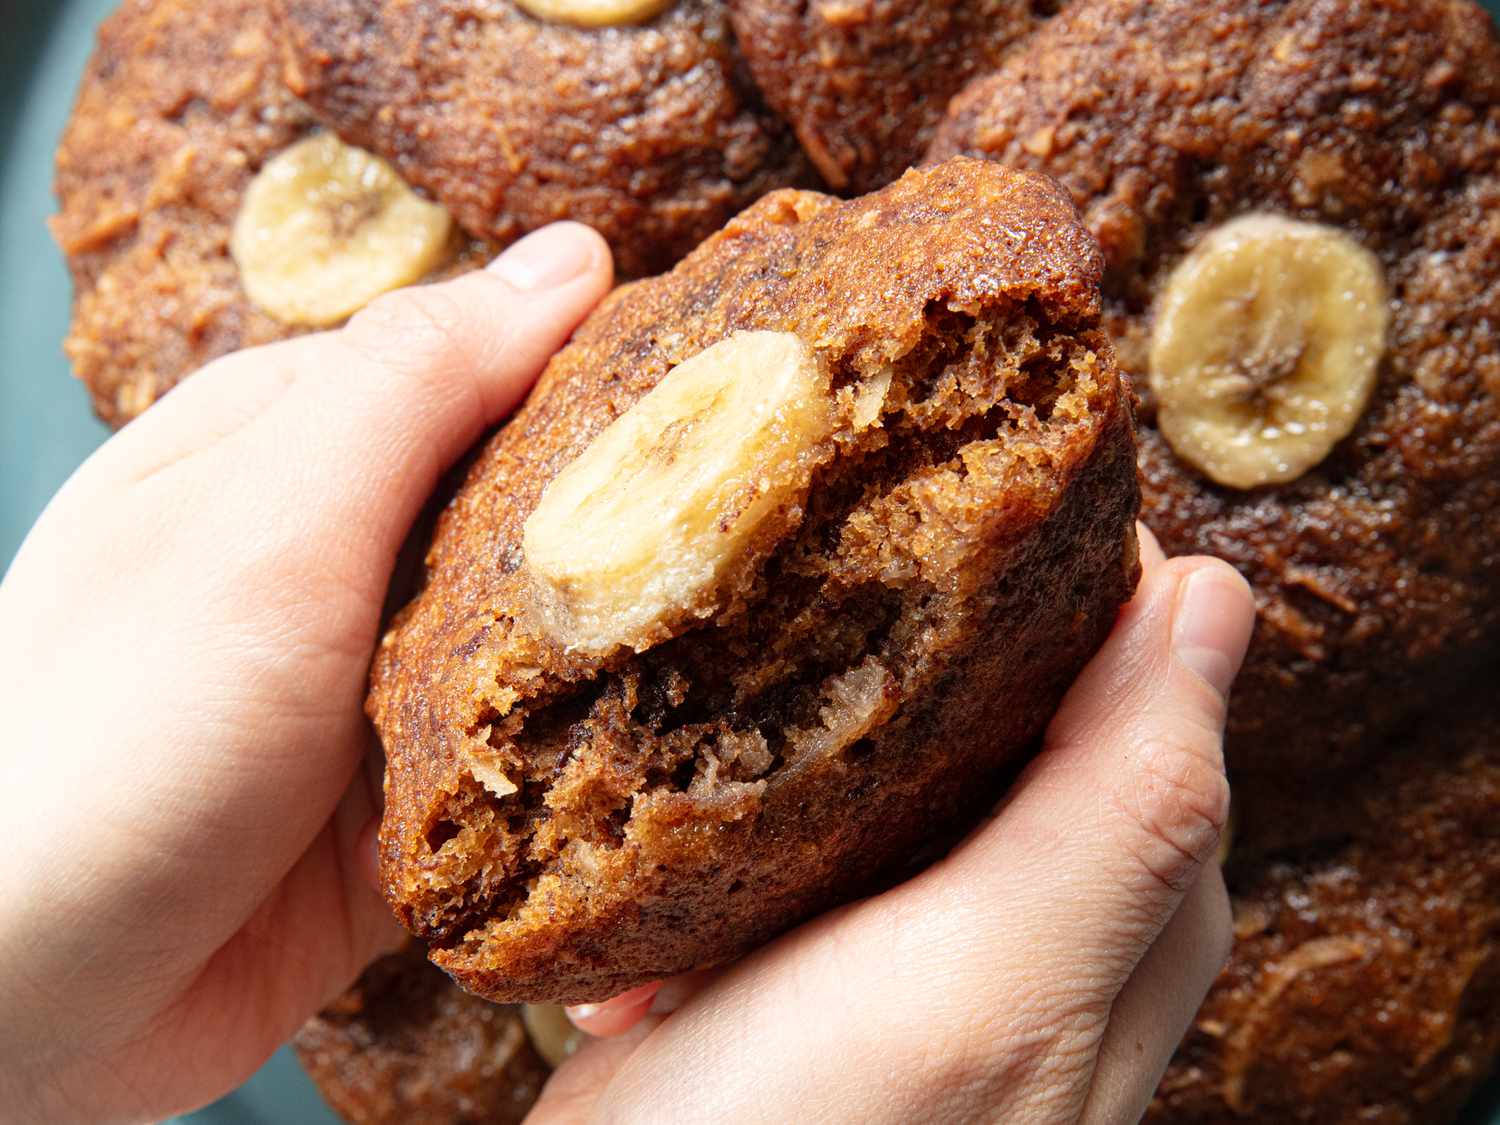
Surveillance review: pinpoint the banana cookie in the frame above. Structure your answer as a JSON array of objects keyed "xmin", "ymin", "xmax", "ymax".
[
  {"xmin": 928, "ymin": 0, "xmax": 1500, "ymax": 772},
  {"xmin": 52, "ymin": 0, "xmax": 488, "ymax": 427},
  {"xmin": 369, "ymin": 158, "xmax": 1139, "ymax": 1004},
  {"xmin": 727, "ymin": 0, "xmax": 1050, "ymax": 194},
  {"xmin": 1151, "ymin": 686, "xmax": 1500, "ymax": 1125},
  {"xmin": 52, "ymin": 0, "xmax": 310, "ymax": 426},
  {"xmin": 294, "ymin": 946, "xmax": 551, "ymax": 1124},
  {"xmin": 275, "ymin": 0, "xmax": 813, "ymax": 279},
  {"xmin": 305, "ymin": 687, "xmax": 1500, "ymax": 1124}
]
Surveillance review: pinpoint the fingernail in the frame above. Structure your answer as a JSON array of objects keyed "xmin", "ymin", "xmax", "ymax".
[
  {"xmin": 491, "ymin": 224, "xmax": 597, "ymax": 290},
  {"xmin": 566, "ymin": 982, "xmax": 661, "ymax": 1031},
  {"xmin": 1172, "ymin": 567, "xmax": 1251, "ymax": 698},
  {"xmin": 356, "ymin": 816, "xmax": 382, "ymax": 892},
  {"xmin": 566, "ymin": 982, "xmax": 660, "ymax": 1023}
]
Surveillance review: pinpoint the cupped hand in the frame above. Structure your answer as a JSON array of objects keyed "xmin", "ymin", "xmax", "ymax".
[
  {"xmin": 0, "ymin": 224, "xmax": 613, "ymax": 1124},
  {"xmin": 535, "ymin": 530, "xmax": 1255, "ymax": 1125},
  {"xmin": 0, "ymin": 210, "xmax": 1256, "ymax": 1125}
]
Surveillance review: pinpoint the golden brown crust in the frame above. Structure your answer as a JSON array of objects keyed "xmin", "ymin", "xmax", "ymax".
[
  {"xmin": 293, "ymin": 947, "xmax": 548, "ymax": 1125},
  {"xmin": 727, "ymin": 0, "xmax": 1049, "ymax": 194},
  {"xmin": 275, "ymin": 0, "xmax": 815, "ymax": 278},
  {"xmin": 1150, "ymin": 685, "xmax": 1500, "ymax": 1125},
  {"xmin": 927, "ymin": 0, "xmax": 1500, "ymax": 775},
  {"xmin": 368, "ymin": 158, "xmax": 1140, "ymax": 1003}
]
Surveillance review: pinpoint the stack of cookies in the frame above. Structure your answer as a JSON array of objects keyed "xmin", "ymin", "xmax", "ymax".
[{"xmin": 52, "ymin": 1, "xmax": 1500, "ymax": 1122}]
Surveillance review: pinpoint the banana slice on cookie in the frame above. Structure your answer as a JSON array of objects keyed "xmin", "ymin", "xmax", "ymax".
[
  {"xmin": 522, "ymin": 1004, "xmax": 584, "ymax": 1069},
  {"xmin": 523, "ymin": 330, "xmax": 835, "ymax": 656},
  {"xmin": 514, "ymin": 0, "xmax": 675, "ymax": 27},
  {"xmin": 1150, "ymin": 213, "xmax": 1389, "ymax": 489},
  {"xmin": 231, "ymin": 132, "xmax": 454, "ymax": 327}
]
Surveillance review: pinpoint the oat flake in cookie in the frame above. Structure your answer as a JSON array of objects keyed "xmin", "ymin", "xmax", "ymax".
[
  {"xmin": 368, "ymin": 158, "xmax": 1140, "ymax": 1004},
  {"xmin": 929, "ymin": 0, "xmax": 1500, "ymax": 774}
]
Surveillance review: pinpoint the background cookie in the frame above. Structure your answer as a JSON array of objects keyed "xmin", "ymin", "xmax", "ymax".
[
  {"xmin": 294, "ymin": 946, "xmax": 548, "ymax": 1124},
  {"xmin": 1151, "ymin": 684, "xmax": 1500, "ymax": 1124},
  {"xmin": 51, "ymin": 0, "xmax": 488, "ymax": 427},
  {"xmin": 928, "ymin": 0, "xmax": 1500, "ymax": 774},
  {"xmin": 50, "ymin": 0, "xmax": 312, "ymax": 426},
  {"xmin": 277, "ymin": 0, "xmax": 813, "ymax": 279},
  {"xmin": 369, "ymin": 159, "xmax": 1139, "ymax": 1003},
  {"xmin": 728, "ymin": 0, "xmax": 1051, "ymax": 194}
]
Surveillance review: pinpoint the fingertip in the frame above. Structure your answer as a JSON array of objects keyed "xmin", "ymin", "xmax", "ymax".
[
  {"xmin": 1168, "ymin": 558, "xmax": 1256, "ymax": 700},
  {"xmin": 275, "ymin": 223, "xmax": 614, "ymax": 559},
  {"xmin": 488, "ymin": 222, "xmax": 614, "ymax": 295},
  {"xmin": 337, "ymin": 221, "xmax": 612, "ymax": 417},
  {"xmin": 1136, "ymin": 521, "xmax": 1167, "ymax": 570},
  {"xmin": 356, "ymin": 815, "xmax": 382, "ymax": 893},
  {"xmin": 567, "ymin": 982, "xmax": 662, "ymax": 1038}
]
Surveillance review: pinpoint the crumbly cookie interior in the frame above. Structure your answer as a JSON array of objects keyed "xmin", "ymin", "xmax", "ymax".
[{"xmin": 408, "ymin": 296, "xmax": 1108, "ymax": 948}]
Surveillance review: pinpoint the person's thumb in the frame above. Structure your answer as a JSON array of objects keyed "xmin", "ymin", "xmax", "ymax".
[
  {"xmin": 62, "ymin": 220, "xmax": 613, "ymax": 580},
  {"xmin": 530, "ymin": 552, "xmax": 1256, "ymax": 1125},
  {"xmin": 0, "ymin": 222, "xmax": 612, "ymax": 986}
]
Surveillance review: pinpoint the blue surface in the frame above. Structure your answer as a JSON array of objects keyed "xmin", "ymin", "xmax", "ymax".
[
  {"xmin": 0, "ymin": 0, "xmax": 111, "ymax": 572},
  {"xmin": 3, "ymin": 3, "xmax": 1499, "ymax": 1123}
]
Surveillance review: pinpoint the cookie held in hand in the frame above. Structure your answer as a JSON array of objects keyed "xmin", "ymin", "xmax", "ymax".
[{"xmin": 370, "ymin": 158, "xmax": 1141, "ymax": 1004}]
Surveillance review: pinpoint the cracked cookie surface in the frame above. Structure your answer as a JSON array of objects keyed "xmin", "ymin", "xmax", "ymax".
[
  {"xmin": 276, "ymin": 0, "xmax": 813, "ymax": 278},
  {"xmin": 294, "ymin": 945, "xmax": 548, "ymax": 1125},
  {"xmin": 728, "ymin": 0, "xmax": 1051, "ymax": 194},
  {"xmin": 929, "ymin": 0, "xmax": 1500, "ymax": 774},
  {"xmin": 1150, "ymin": 685, "xmax": 1500, "ymax": 1125}
]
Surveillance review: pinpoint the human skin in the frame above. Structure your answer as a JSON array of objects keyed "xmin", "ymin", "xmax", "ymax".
[
  {"xmin": 547, "ymin": 530, "xmax": 1252, "ymax": 1125},
  {"xmin": 0, "ymin": 222, "xmax": 1253, "ymax": 1124}
]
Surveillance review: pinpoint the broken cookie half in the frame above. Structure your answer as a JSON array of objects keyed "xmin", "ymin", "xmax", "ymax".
[{"xmin": 369, "ymin": 158, "xmax": 1141, "ymax": 1004}]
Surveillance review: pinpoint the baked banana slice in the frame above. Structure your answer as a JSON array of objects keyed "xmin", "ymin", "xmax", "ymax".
[
  {"xmin": 1149, "ymin": 214, "xmax": 1389, "ymax": 490},
  {"xmin": 523, "ymin": 330, "xmax": 837, "ymax": 657},
  {"xmin": 521, "ymin": 1004, "xmax": 585, "ymax": 1069},
  {"xmin": 231, "ymin": 132, "xmax": 454, "ymax": 328},
  {"xmin": 513, "ymin": 0, "xmax": 674, "ymax": 27}
]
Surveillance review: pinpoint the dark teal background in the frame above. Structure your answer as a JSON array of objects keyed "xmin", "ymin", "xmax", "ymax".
[{"xmin": 3, "ymin": 3, "xmax": 1498, "ymax": 1122}]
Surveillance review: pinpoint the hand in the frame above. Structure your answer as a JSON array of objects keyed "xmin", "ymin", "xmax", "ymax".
[
  {"xmin": 533, "ymin": 531, "xmax": 1255, "ymax": 1125},
  {"xmin": 0, "ymin": 224, "xmax": 614, "ymax": 1124}
]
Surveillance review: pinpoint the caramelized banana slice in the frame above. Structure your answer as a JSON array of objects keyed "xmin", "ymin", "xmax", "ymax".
[
  {"xmin": 523, "ymin": 330, "xmax": 835, "ymax": 656},
  {"xmin": 231, "ymin": 132, "xmax": 454, "ymax": 327},
  {"xmin": 514, "ymin": 0, "xmax": 674, "ymax": 26},
  {"xmin": 1150, "ymin": 213, "xmax": 1389, "ymax": 489}
]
